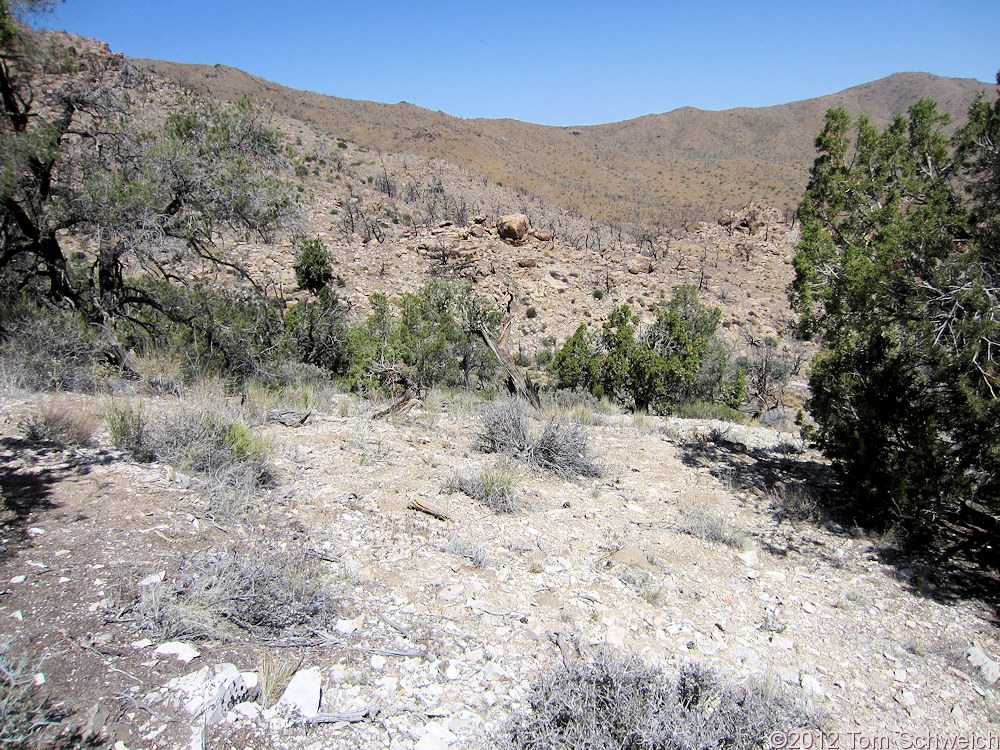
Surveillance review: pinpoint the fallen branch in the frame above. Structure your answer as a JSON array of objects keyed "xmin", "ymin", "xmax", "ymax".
[
  {"xmin": 377, "ymin": 612, "xmax": 412, "ymax": 638},
  {"xmin": 307, "ymin": 698, "xmax": 382, "ymax": 725},
  {"xmin": 407, "ymin": 498, "xmax": 450, "ymax": 521},
  {"xmin": 352, "ymin": 646, "xmax": 427, "ymax": 659},
  {"xmin": 373, "ymin": 388, "xmax": 417, "ymax": 420}
]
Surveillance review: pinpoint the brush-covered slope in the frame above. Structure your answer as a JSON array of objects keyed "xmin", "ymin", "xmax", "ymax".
[{"xmin": 133, "ymin": 61, "xmax": 992, "ymax": 222}]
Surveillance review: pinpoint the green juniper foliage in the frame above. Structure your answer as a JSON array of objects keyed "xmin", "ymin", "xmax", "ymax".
[
  {"xmin": 551, "ymin": 285, "xmax": 745, "ymax": 414},
  {"xmin": 791, "ymin": 83, "xmax": 1000, "ymax": 530},
  {"xmin": 293, "ymin": 237, "xmax": 334, "ymax": 293}
]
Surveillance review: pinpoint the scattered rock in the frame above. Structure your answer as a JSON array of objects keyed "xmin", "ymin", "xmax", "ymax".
[
  {"xmin": 138, "ymin": 571, "xmax": 165, "ymax": 587},
  {"xmin": 800, "ymin": 674, "xmax": 824, "ymax": 695},
  {"xmin": 966, "ymin": 645, "xmax": 1000, "ymax": 685},
  {"xmin": 166, "ymin": 663, "xmax": 253, "ymax": 726},
  {"xmin": 610, "ymin": 545, "xmax": 656, "ymax": 571},
  {"xmin": 737, "ymin": 549, "xmax": 759, "ymax": 566},
  {"xmin": 278, "ymin": 667, "xmax": 323, "ymax": 719},
  {"xmin": 153, "ymin": 642, "xmax": 201, "ymax": 663},
  {"xmin": 497, "ymin": 214, "xmax": 529, "ymax": 245},
  {"xmin": 894, "ymin": 689, "xmax": 917, "ymax": 710}
]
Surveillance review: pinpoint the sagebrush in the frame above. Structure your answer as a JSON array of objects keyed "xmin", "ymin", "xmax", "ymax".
[
  {"xmin": 497, "ymin": 650, "xmax": 819, "ymax": 750},
  {"xmin": 476, "ymin": 398, "xmax": 602, "ymax": 479},
  {"xmin": 135, "ymin": 546, "xmax": 335, "ymax": 640}
]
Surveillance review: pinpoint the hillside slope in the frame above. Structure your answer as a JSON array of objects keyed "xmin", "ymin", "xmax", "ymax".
[{"xmin": 133, "ymin": 61, "xmax": 992, "ymax": 222}]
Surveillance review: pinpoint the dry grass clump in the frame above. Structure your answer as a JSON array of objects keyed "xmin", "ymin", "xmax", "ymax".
[
  {"xmin": 445, "ymin": 535, "xmax": 492, "ymax": 568},
  {"xmin": 446, "ymin": 460, "xmax": 521, "ymax": 514},
  {"xmin": 106, "ymin": 396, "xmax": 270, "ymax": 521},
  {"xmin": 476, "ymin": 398, "xmax": 603, "ymax": 480},
  {"xmin": 496, "ymin": 650, "xmax": 819, "ymax": 750},
  {"xmin": 0, "ymin": 640, "xmax": 100, "ymax": 749},
  {"xmin": 18, "ymin": 398, "xmax": 98, "ymax": 447},
  {"xmin": 135, "ymin": 547, "xmax": 335, "ymax": 641},
  {"xmin": 256, "ymin": 652, "xmax": 300, "ymax": 707},
  {"xmin": 674, "ymin": 507, "xmax": 751, "ymax": 550},
  {"xmin": 767, "ymin": 483, "xmax": 821, "ymax": 523},
  {"xmin": 540, "ymin": 388, "xmax": 616, "ymax": 426}
]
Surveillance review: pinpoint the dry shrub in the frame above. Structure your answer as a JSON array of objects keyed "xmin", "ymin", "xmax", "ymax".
[
  {"xmin": 768, "ymin": 484, "xmax": 821, "ymax": 522},
  {"xmin": 135, "ymin": 547, "xmax": 336, "ymax": 641},
  {"xmin": 497, "ymin": 650, "xmax": 819, "ymax": 750},
  {"xmin": 19, "ymin": 398, "xmax": 98, "ymax": 447},
  {"xmin": 0, "ymin": 640, "xmax": 100, "ymax": 749},
  {"xmin": 529, "ymin": 420, "xmax": 603, "ymax": 479},
  {"xmin": 106, "ymin": 400, "xmax": 152, "ymax": 459},
  {"xmin": 476, "ymin": 398, "xmax": 531, "ymax": 455},
  {"xmin": 133, "ymin": 348, "xmax": 186, "ymax": 395},
  {"xmin": 445, "ymin": 535, "xmax": 491, "ymax": 567},
  {"xmin": 540, "ymin": 388, "xmax": 615, "ymax": 426},
  {"xmin": 106, "ymin": 395, "xmax": 270, "ymax": 522},
  {"xmin": 0, "ymin": 304, "xmax": 99, "ymax": 393},
  {"xmin": 477, "ymin": 398, "xmax": 603, "ymax": 480},
  {"xmin": 674, "ymin": 507, "xmax": 750, "ymax": 550}
]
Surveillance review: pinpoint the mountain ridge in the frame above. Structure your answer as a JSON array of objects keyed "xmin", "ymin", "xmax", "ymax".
[{"xmin": 133, "ymin": 58, "xmax": 992, "ymax": 224}]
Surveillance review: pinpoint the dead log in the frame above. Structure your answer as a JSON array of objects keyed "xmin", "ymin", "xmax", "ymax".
[
  {"xmin": 407, "ymin": 498, "xmax": 450, "ymax": 521},
  {"xmin": 307, "ymin": 698, "xmax": 381, "ymax": 725},
  {"xmin": 266, "ymin": 410, "xmax": 312, "ymax": 427},
  {"xmin": 372, "ymin": 388, "xmax": 417, "ymax": 420}
]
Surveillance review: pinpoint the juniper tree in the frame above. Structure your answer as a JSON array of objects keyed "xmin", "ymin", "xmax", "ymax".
[
  {"xmin": 1, "ymin": 4, "xmax": 293, "ymax": 369},
  {"xmin": 792, "ymin": 87, "xmax": 1000, "ymax": 530}
]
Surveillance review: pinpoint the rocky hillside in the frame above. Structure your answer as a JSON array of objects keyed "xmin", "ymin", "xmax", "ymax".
[{"xmin": 134, "ymin": 60, "xmax": 992, "ymax": 222}]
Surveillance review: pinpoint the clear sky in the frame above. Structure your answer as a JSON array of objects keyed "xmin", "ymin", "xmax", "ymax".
[{"xmin": 38, "ymin": 0, "xmax": 999, "ymax": 127}]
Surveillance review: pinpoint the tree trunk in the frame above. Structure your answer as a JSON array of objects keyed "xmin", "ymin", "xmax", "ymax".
[{"xmin": 475, "ymin": 324, "xmax": 541, "ymax": 409}]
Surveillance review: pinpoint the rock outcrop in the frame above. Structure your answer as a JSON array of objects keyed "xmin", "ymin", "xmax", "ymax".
[{"xmin": 497, "ymin": 213, "xmax": 530, "ymax": 245}]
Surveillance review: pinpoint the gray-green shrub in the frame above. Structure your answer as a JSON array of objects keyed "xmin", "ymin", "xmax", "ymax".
[{"xmin": 496, "ymin": 650, "xmax": 819, "ymax": 750}]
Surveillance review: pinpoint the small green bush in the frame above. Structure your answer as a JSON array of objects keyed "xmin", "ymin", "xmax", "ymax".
[
  {"xmin": 670, "ymin": 400, "xmax": 750, "ymax": 424},
  {"xmin": 526, "ymin": 306, "xmax": 538, "ymax": 319},
  {"xmin": 293, "ymin": 237, "xmax": 334, "ymax": 293}
]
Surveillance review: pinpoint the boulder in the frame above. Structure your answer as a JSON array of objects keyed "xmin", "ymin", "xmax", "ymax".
[
  {"xmin": 497, "ymin": 214, "xmax": 530, "ymax": 245},
  {"xmin": 530, "ymin": 228, "xmax": 553, "ymax": 242}
]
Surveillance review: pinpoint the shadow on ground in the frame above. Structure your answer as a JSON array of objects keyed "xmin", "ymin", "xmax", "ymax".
[
  {"xmin": 676, "ymin": 433, "xmax": 999, "ymax": 622},
  {"xmin": 0, "ymin": 436, "xmax": 115, "ymax": 558}
]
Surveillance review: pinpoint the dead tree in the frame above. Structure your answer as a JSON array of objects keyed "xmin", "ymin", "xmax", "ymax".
[{"xmin": 473, "ymin": 297, "xmax": 540, "ymax": 408}]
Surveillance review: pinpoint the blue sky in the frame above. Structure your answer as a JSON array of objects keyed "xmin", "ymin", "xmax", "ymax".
[{"xmin": 39, "ymin": 0, "xmax": 999, "ymax": 126}]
